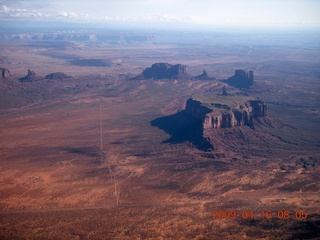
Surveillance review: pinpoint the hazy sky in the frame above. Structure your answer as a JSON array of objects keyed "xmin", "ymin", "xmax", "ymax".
[{"xmin": 0, "ymin": 0, "xmax": 319, "ymax": 28}]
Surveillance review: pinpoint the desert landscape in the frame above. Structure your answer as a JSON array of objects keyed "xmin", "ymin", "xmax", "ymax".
[{"xmin": 0, "ymin": 18, "xmax": 319, "ymax": 240}]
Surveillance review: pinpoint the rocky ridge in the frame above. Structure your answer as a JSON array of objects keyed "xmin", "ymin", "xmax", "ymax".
[{"xmin": 185, "ymin": 95, "xmax": 267, "ymax": 129}]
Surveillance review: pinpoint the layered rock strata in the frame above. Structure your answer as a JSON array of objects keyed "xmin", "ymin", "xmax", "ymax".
[{"xmin": 185, "ymin": 95, "xmax": 267, "ymax": 129}]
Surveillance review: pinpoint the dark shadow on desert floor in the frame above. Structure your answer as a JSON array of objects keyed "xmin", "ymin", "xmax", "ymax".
[
  {"xmin": 150, "ymin": 110, "xmax": 213, "ymax": 151},
  {"xmin": 60, "ymin": 147, "xmax": 100, "ymax": 158}
]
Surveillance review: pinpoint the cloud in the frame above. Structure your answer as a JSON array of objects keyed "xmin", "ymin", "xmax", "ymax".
[
  {"xmin": 56, "ymin": 11, "xmax": 114, "ymax": 22},
  {"xmin": 1, "ymin": 5, "xmax": 11, "ymax": 13},
  {"xmin": 0, "ymin": 1, "xmax": 319, "ymax": 27},
  {"xmin": 57, "ymin": 11, "xmax": 77, "ymax": 19},
  {"xmin": 0, "ymin": 4, "xmax": 49, "ymax": 19},
  {"xmin": 156, "ymin": 14, "xmax": 181, "ymax": 22}
]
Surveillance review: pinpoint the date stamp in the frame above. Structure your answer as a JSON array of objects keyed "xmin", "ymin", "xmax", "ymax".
[{"xmin": 212, "ymin": 210, "xmax": 308, "ymax": 220}]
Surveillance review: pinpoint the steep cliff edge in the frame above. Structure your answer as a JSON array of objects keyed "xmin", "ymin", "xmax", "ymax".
[{"xmin": 185, "ymin": 95, "xmax": 267, "ymax": 129}]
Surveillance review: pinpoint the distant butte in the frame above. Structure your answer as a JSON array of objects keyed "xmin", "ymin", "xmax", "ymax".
[
  {"xmin": 132, "ymin": 63, "xmax": 214, "ymax": 80},
  {"xmin": 225, "ymin": 69, "xmax": 254, "ymax": 88},
  {"xmin": 185, "ymin": 95, "xmax": 267, "ymax": 129},
  {"xmin": 20, "ymin": 69, "xmax": 41, "ymax": 82},
  {"xmin": 195, "ymin": 70, "xmax": 215, "ymax": 80},
  {"xmin": 133, "ymin": 63, "xmax": 190, "ymax": 80},
  {"xmin": 45, "ymin": 72, "xmax": 72, "ymax": 80},
  {"xmin": 0, "ymin": 67, "xmax": 14, "ymax": 81}
]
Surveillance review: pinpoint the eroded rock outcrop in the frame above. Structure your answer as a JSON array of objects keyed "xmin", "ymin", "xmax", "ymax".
[
  {"xmin": 134, "ymin": 63, "xmax": 190, "ymax": 80},
  {"xmin": 20, "ymin": 69, "xmax": 41, "ymax": 82},
  {"xmin": 166, "ymin": 64, "xmax": 189, "ymax": 79},
  {"xmin": 195, "ymin": 70, "xmax": 214, "ymax": 80},
  {"xmin": 185, "ymin": 95, "xmax": 267, "ymax": 129},
  {"xmin": 133, "ymin": 63, "xmax": 217, "ymax": 80},
  {"xmin": 45, "ymin": 72, "xmax": 72, "ymax": 80},
  {"xmin": 225, "ymin": 69, "xmax": 254, "ymax": 88},
  {"xmin": 0, "ymin": 67, "xmax": 13, "ymax": 81},
  {"xmin": 222, "ymin": 86, "xmax": 228, "ymax": 96}
]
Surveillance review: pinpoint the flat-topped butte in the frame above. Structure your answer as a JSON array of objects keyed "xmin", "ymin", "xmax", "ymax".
[
  {"xmin": 191, "ymin": 95, "xmax": 260, "ymax": 114},
  {"xmin": 186, "ymin": 95, "xmax": 267, "ymax": 129}
]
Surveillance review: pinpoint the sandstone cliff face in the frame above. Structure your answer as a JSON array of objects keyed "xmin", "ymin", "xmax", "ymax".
[
  {"xmin": 226, "ymin": 69, "xmax": 254, "ymax": 88},
  {"xmin": 185, "ymin": 98, "xmax": 213, "ymax": 120},
  {"xmin": 0, "ymin": 67, "xmax": 13, "ymax": 81},
  {"xmin": 166, "ymin": 64, "xmax": 189, "ymax": 79},
  {"xmin": 142, "ymin": 63, "xmax": 172, "ymax": 79},
  {"xmin": 249, "ymin": 100, "xmax": 267, "ymax": 117},
  {"xmin": 185, "ymin": 97, "xmax": 267, "ymax": 129}
]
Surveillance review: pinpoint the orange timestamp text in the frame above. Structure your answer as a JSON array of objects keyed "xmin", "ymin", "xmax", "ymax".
[{"xmin": 212, "ymin": 210, "xmax": 308, "ymax": 220}]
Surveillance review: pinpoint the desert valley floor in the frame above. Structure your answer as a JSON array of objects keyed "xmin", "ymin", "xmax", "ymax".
[{"xmin": 0, "ymin": 30, "xmax": 319, "ymax": 239}]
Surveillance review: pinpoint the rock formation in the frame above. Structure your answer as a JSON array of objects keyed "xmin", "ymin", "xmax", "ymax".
[
  {"xmin": 222, "ymin": 86, "xmax": 228, "ymax": 96},
  {"xmin": 166, "ymin": 64, "xmax": 189, "ymax": 79},
  {"xmin": 44, "ymin": 72, "xmax": 72, "ymax": 80},
  {"xmin": 144, "ymin": 63, "xmax": 172, "ymax": 79},
  {"xmin": 133, "ymin": 63, "xmax": 216, "ymax": 80},
  {"xmin": 225, "ymin": 69, "xmax": 254, "ymax": 88},
  {"xmin": 195, "ymin": 70, "xmax": 214, "ymax": 80},
  {"xmin": 185, "ymin": 95, "xmax": 267, "ymax": 129},
  {"xmin": 20, "ymin": 69, "xmax": 41, "ymax": 82},
  {"xmin": 134, "ymin": 63, "xmax": 190, "ymax": 80},
  {"xmin": 0, "ymin": 67, "xmax": 13, "ymax": 81}
]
